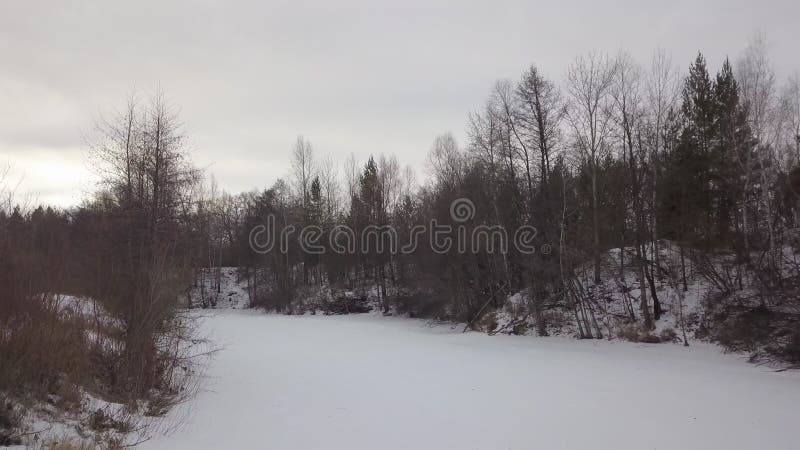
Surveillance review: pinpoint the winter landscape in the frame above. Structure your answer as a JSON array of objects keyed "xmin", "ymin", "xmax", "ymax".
[{"xmin": 2, "ymin": 1, "xmax": 800, "ymax": 449}]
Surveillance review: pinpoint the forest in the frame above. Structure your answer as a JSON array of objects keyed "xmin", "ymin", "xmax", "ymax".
[
  {"xmin": 1, "ymin": 34, "xmax": 800, "ymax": 446},
  {"xmin": 203, "ymin": 37, "xmax": 800, "ymax": 361}
]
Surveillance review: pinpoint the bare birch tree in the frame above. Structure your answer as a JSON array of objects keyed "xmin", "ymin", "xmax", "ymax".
[
  {"xmin": 645, "ymin": 47, "xmax": 680, "ymax": 277},
  {"xmin": 780, "ymin": 72, "xmax": 800, "ymax": 166},
  {"xmin": 737, "ymin": 33, "xmax": 778, "ymax": 265},
  {"xmin": 611, "ymin": 51, "xmax": 657, "ymax": 328}
]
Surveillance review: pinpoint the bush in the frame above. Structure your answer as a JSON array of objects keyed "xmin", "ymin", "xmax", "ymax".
[
  {"xmin": 475, "ymin": 311, "xmax": 499, "ymax": 333},
  {"xmin": 392, "ymin": 292, "xmax": 447, "ymax": 318},
  {"xmin": 639, "ymin": 333, "xmax": 662, "ymax": 344},
  {"xmin": 616, "ymin": 324, "xmax": 640, "ymax": 342},
  {"xmin": 0, "ymin": 397, "xmax": 22, "ymax": 446},
  {"xmin": 659, "ymin": 327, "xmax": 679, "ymax": 343},
  {"xmin": 0, "ymin": 297, "xmax": 91, "ymax": 399},
  {"xmin": 617, "ymin": 324, "xmax": 661, "ymax": 343},
  {"xmin": 714, "ymin": 305, "xmax": 775, "ymax": 353},
  {"xmin": 781, "ymin": 330, "xmax": 800, "ymax": 366}
]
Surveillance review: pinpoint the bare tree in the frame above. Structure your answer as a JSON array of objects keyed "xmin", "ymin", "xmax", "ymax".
[
  {"xmin": 467, "ymin": 104, "xmax": 514, "ymax": 292},
  {"xmin": 318, "ymin": 155, "xmax": 341, "ymax": 221},
  {"xmin": 737, "ymin": 33, "xmax": 778, "ymax": 147},
  {"xmin": 400, "ymin": 164, "xmax": 416, "ymax": 201},
  {"xmin": 468, "ymin": 101, "xmax": 502, "ymax": 211},
  {"xmin": 344, "ymin": 153, "xmax": 360, "ymax": 208},
  {"xmin": 780, "ymin": 72, "xmax": 800, "ymax": 166},
  {"xmin": 427, "ymin": 132, "xmax": 464, "ymax": 189},
  {"xmin": 0, "ymin": 162, "xmax": 20, "ymax": 213},
  {"xmin": 291, "ymin": 135, "xmax": 316, "ymax": 209},
  {"xmin": 379, "ymin": 154, "xmax": 401, "ymax": 215},
  {"xmin": 737, "ymin": 33, "xmax": 779, "ymax": 265},
  {"xmin": 517, "ymin": 65, "xmax": 564, "ymax": 192},
  {"xmin": 91, "ymin": 93, "xmax": 141, "ymax": 206},
  {"xmin": 85, "ymin": 87, "xmax": 203, "ymax": 399},
  {"xmin": 565, "ymin": 52, "xmax": 618, "ymax": 284},
  {"xmin": 514, "ymin": 65, "xmax": 566, "ymax": 334},
  {"xmin": 645, "ymin": 47, "xmax": 680, "ymax": 275},
  {"xmin": 490, "ymin": 80, "xmax": 522, "ymax": 188},
  {"xmin": 611, "ymin": 51, "xmax": 658, "ymax": 328}
]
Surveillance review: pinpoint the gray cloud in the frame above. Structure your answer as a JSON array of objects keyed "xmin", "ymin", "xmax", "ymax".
[{"xmin": 1, "ymin": 0, "xmax": 798, "ymax": 206}]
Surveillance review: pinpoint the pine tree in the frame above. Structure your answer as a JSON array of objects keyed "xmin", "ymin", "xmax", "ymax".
[
  {"xmin": 713, "ymin": 58, "xmax": 754, "ymax": 252},
  {"xmin": 670, "ymin": 53, "xmax": 716, "ymax": 245}
]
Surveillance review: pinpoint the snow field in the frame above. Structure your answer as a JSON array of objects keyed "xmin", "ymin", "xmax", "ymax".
[{"xmin": 141, "ymin": 311, "xmax": 800, "ymax": 450}]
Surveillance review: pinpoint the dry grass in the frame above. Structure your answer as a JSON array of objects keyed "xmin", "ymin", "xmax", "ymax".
[
  {"xmin": 28, "ymin": 434, "xmax": 125, "ymax": 450},
  {"xmin": 0, "ymin": 284, "xmax": 206, "ymax": 445},
  {"xmin": 0, "ymin": 297, "xmax": 91, "ymax": 399}
]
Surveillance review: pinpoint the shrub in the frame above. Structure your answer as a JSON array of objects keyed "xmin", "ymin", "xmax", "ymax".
[
  {"xmin": 639, "ymin": 333, "xmax": 662, "ymax": 344},
  {"xmin": 392, "ymin": 292, "xmax": 447, "ymax": 318},
  {"xmin": 616, "ymin": 324, "xmax": 640, "ymax": 342},
  {"xmin": 659, "ymin": 327, "xmax": 679, "ymax": 343},
  {"xmin": 0, "ymin": 397, "xmax": 22, "ymax": 446},
  {"xmin": 617, "ymin": 324, "xmax": 662, "ymax": 343}
]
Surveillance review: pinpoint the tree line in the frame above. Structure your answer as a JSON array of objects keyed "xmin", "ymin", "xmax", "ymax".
[{"xmin": 217, "ymin": 36, "xmax": 800, "ymax": 363}]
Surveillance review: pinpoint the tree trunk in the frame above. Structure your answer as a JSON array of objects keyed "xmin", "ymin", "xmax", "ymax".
[
  {"xmin": 636, "ymin": 242, "xmax": 653, "ymax": 330},
  {"xmin": 645, "ymin": 259, "xmax": 662, "ymax": 321},
  {"xmin": 592, "ymin": 166, "xmax": 601, "ymax": 284}
]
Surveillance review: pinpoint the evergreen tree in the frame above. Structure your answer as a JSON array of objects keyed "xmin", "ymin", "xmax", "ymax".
[
  {"xmin": 713, "ymin": 58, "xmax": 754, "ymax": 250},
  {"xmin": 667, "ymin": 53, "xmax": 717, "ymax": 245}
]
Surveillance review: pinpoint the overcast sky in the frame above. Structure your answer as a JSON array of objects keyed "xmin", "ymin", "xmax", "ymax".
[{"xmin": 1, "ymin": 0, "xmax": 798, "ymax": 207}]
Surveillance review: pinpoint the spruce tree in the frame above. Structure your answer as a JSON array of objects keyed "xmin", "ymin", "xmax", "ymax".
[
  {"xmin": 713, "ymin": 58, "xmax": 753, "ymax": 250},
  {"xmin": 670, "ymin": 53, "xmax": 716, "ymax": 245}
]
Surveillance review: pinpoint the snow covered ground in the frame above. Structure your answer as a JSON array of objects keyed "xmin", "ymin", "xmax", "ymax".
[{"xmin": 141, "ymin": 310, "xmax": 800, "ymax": 450}]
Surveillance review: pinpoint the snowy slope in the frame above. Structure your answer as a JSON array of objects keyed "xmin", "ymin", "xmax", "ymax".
[
  {"xmin": 189, "ymin": 267, "xmax": 250, "ymax": 309},
  {"xmin": 140, "ymin": 311, "xmax": 800, "ymax": 450}
]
